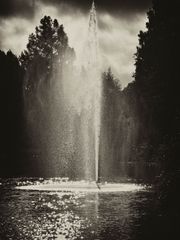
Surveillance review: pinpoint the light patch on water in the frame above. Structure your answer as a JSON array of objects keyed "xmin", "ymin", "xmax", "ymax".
[
  {"xmin": 0, "ymin": 178, "xmax": 152, "ymax": 240},
  {"xmin": 16, "ymin": 181, "xmax": 144, "ymax": 192}
]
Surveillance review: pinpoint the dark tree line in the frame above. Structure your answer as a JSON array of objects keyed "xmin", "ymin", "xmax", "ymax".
[
  {"xmin": 0, "ymin": 50, "xmax": 24, "ymax": 176},
  {"xmin": 102, "ymin": 0, "xmax": 179, "ymax": 170},
  {"xmin": 132, "ymin": 0, "xmax": 180, "ymax": 195},
  {"xmin": 133, "ymin": 0, "xmax": 180, "ymax": 214},
  {"xmin": 133, "ymin": 0, "xmax": 180, "ymax": 158},
  {"xmin": 100, "ymin": 0, "xmax": 180, "ymax": 217}
]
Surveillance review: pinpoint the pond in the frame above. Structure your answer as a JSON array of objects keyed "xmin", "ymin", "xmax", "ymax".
[{"xmin": 0, "ymin": 178, "xmax": 178, "ymax": 240}]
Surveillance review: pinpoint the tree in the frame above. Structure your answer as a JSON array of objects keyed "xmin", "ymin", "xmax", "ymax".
[
  {"xmin": 132, "ymin": 0, "xmax": 180, "ymax": 217},
  {"xmin": 0, "ymin": 50, "xmax": 24, "ymax": 176},
  {"xmin": 19, "ymin": 16, "xmax": 75, "ymax": 97},
  {"xmin": 19, "ymin": 15, "xmax": 76, "ymax": 115},
  {"xmin": 20, "ymin": 16, "xmax": 75, "ymax": 70},
  {"xmin": 100, "ymin": 69, "xmax": 124, "ymax": 180},
  {"xmin": 134, "ymin": 0, "xmax": 180, "ymax": 143},
  {"xmin": 18, "ymin": 16, "xmax": 76, "ymax": 176}
]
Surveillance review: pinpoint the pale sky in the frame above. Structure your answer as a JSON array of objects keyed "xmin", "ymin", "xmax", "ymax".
[{"xmin": 0, "ymin": 0, "xmax": 151, "ymax": 87}]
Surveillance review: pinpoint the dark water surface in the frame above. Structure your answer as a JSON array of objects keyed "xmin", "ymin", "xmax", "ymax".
[{"xmin": 0, "ymin": 179, "xmax": 178, "ymax": 240}]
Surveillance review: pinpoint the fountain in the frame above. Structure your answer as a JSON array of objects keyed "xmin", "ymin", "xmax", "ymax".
[
  {"xmin": 17, "ymin": 1, "xmax": 144, "ymax": 192},
  {"xmin": 84, "ymin": 0, "xmax": 101, "ymax": 183}
]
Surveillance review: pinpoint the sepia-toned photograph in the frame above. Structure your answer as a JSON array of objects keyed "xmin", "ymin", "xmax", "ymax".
[{"xmin": 0, "ymin": 0, "xmax": 179, "ymax": 239}]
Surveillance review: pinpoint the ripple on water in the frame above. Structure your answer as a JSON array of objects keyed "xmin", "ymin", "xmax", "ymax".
[{"xmin": 0, "ymin": 178, "xmax": 150, "ymax": 240}]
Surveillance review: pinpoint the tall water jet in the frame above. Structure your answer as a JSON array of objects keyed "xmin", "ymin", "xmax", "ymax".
[
  {"xmin": 85, "ymin": 1, "xmax": 101, "ymax": 182},
  {"xmin": 59, "ymin": 1, "xmax": 102, "ymax": 181}
]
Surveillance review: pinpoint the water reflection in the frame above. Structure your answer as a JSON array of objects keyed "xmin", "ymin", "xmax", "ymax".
[{"xmin": 0, "ymin": 179, "xmax": 150, "ymax": 240}]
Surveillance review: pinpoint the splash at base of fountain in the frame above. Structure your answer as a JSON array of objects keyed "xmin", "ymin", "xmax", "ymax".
[{"xmin": 16, "ymin": 181, "xmax": 144, "ymax": 192}]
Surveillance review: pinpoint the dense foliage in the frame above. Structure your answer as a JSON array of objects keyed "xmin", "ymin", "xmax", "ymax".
[
  {"xmin": 124, "ymin": 0, "xmax": 180, "ymax": 212},
  {"xmin": 0, "ymin": 50, "xmax": 24, "ymax": 176},
  {"xmin": 19, "ymin": 16, "xmax": 75, "ymax": 101},
  {"xmin": 100, "ymin": 0, "xmax": 180, "ymax": 187},
  {"xmin": 134, "ymin": 0, "xmax": 180, "ymax": 174}
]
